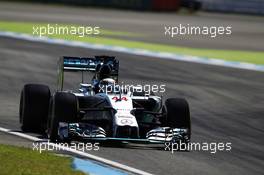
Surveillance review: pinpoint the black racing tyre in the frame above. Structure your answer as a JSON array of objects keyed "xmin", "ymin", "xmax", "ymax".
[
  {"xmin": 165, "ymin": 98, "xmax": 191, "ymax": 138},
  {"xmin": 19, "ymin": 84, "xmax": 50, "ymax": 133},
  {"xmin": 48, "ymin": 92, "xmax": 77, "ymax": 142}
]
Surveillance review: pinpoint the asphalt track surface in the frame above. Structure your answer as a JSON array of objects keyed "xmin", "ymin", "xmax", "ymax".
[
  {"xmin": 0, "ymin": 2, "xmax": 264, "ymax": 175},
  {"xmin": 0, "ymin": 2, "xmax": 264, "ymax": 51},
  {"xmin": 0, "ymin": 36, "xmax": 264, "ymax": 175}
]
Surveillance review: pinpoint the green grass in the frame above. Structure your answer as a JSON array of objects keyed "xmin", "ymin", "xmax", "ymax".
[
  {"xmin": 0, "ymin": 144, "xmax": 86, "ymax": 175},
  {"xmin": 0, "ymin": 21, "xmax": 264, "ymax": 65}
]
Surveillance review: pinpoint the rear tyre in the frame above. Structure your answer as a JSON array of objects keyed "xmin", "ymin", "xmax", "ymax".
[
  {"xmin": 48, "ymin": 92, "xmax": 77, "ymax": 142},
  {"xmin": 165, "ymin": 98, "xmax": 191, "ymax": 139},
  {"xmin": 19, "ymin": 84, "xmax": 50, "ymax": 133}
]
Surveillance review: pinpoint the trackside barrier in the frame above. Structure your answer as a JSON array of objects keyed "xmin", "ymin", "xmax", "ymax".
[
  {"xmin": 199, "ymin": 0, "xmax": 264, "ymax": 15},
  {"xmin": 61, "ymin": 0, "xmax": 181, "ymax": 11},
  {"xmin": 8, "ymin": 0, "xmax": 181, "ymax": 11}
]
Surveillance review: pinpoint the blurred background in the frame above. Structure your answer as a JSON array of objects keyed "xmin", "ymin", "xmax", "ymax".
[
  {"xmin": 0, "ymin": 0, "xmax": 263, "ymax": 71},
  {"xmin": 3, "ymin": 0, "xmax": 264, "ymax": 15}
]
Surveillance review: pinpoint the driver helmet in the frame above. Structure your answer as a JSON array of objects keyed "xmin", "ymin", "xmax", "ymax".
[{"xmin": 97, "ymin": 64, "xmax": 112, "ymax": 80}]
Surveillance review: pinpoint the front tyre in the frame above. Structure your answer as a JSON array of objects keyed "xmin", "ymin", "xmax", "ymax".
[
  {"xmin": 165, "ymin": 98, "xmax": 191, "ymax": 139},
  {"xmin": 48, "ymin": 92, "xmax": 77, "ymax": 142}
]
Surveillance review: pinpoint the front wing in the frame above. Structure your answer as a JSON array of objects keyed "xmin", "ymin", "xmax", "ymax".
[{"xmin": 58, "ymin": 122, "xmax": 189, "ymax": 144}]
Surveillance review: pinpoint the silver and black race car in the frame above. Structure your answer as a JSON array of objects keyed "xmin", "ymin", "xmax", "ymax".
[{"xmin": 19, "ymin": 56, "xmax": 191, "ymax": 144}]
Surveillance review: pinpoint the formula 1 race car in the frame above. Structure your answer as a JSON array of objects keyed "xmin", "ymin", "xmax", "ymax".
[{"xmin": 19, "ymin": 56, "xmax": 191, "ymax": 144}]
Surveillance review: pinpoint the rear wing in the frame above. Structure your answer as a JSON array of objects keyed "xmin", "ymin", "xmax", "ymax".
[
  {"xmin": 57, "ymin": 56, "xmax": 119, "ymax": 91},
  {"xmin": 63, "ymin": 57, "xmax": 97, "ymax": 71}
]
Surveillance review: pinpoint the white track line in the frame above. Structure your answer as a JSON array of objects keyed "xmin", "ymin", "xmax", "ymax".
[
  {"xmin": 0, "ymin": 31, "xmax": 264, "ymax": 72},
  {"xmin": 0, "ymin": 127, "xmax": 153, "ymax": 175}
]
